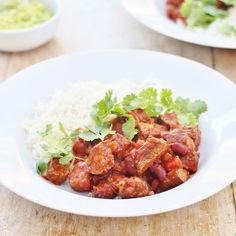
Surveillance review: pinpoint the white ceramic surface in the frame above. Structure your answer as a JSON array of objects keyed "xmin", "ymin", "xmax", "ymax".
[
  {"xmin": 0, "ymin": 0, "xmax": 60, "ymax": 52},
  {"xmin": 0, "ymin": 50, "xmax": 235, "ymax": 217},
  {"xmin": 121, "ymin": 0, "xmax": 236, "ymax": 48}
]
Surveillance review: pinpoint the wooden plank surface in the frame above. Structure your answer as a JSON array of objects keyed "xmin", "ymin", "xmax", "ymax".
[{"xmin": 0, "ymin": 1, "xmax": 235, "ymax": 235}]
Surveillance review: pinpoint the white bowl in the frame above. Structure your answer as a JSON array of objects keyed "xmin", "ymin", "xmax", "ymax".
[
  {"xmin": 0, "ymin": 0, "xmax": 60, "ymax": 52},
  {"xmin": 121, "ymin": 0, "xmax": 236, "ymax": 49},
  {"xmin": 0, "ymin": 50, "xmax": 235, "ymax": 217}
]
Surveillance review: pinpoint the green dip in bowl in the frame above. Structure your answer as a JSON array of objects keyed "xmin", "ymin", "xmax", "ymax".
[{"xmin": 0, "ymin": 0, "xmax": 53, "ymax": 30}]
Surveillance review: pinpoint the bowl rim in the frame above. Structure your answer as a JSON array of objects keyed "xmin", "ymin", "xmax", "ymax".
[
  {"xmin": 0, "ymin": 49, "xmax": 236, "ymax": 217},
  {"xmin": 0, "ymin": 0, "xmax": 61, "ymax": 34}
]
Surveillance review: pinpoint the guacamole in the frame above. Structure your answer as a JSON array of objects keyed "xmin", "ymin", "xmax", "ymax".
[{"xmin": 0, "ymin": 0, "xmax": 53, "ymax": 30}]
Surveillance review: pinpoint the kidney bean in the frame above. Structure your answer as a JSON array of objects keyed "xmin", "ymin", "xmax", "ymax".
[
  {"xmin": 72, "ymin": 138, "xmax": 89, "ymax": 157},
  {"xmin": 171, "ymin": 142, "xmax": 189, "ymax": 156},
  {"xmin": 151, "ymin": 179, "xmax": 159, "ymax": 190},
  {"xmin": 150, "ymin": 164, "xmax": 166, "ymax": 182},
  {"xmin": 124, "ymin": 157, "xmax": 137, "ymax": 176}
]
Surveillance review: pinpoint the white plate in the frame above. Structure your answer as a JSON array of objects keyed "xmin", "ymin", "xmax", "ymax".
[
  {"xmin": 121, "ymin": 0, "xmax": 236, "ymax": 48},
  {"xmin": 0, "ymin": 50, "xmax": 236, "ymax": 217}
]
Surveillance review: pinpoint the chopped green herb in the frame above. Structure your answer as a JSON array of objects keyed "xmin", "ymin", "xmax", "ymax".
[
  {"xmin": 92, "ymin": 90, "xmax": 119, "ymax": 124},
  {"xmin": 37, "ymin": 86, "xmax": 208, "ymax": 173},
  {"xmin": 36, "ymin": 161, "xmax": 48, "ymax": 175},
  {"xmin": 78, "ymin": 125, "xmax": 115, "ymax": 141},
  {"xmin": 38, "ymin": 122, "xmax": 78, "ymax": 167},
  {"xmin": 174, "ymin": 97, "xmax": 208, "ymax": 119},
  {"xmin": 121, "ymin": 88, "xmax": 161, "ymax": 117},
  {"xmin": 160, "ymin": 89, "xmax": 174, "ymax": 111},
  {"xmin": 41, "ymin": 123, "xmax": 53, "ymax": 137},
  {"xmin": 58, "ymin": 122, "xmax": 69, "ymax": 138},
  {"xmin": 122, "ymin": 116, "xmax": 138, "ymax": 140}
]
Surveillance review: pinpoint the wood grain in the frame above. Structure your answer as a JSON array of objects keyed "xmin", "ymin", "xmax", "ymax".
[
  {"xmin": 0, "ymin": 1, "xmax": 235, "ymax": 236},
  {"xmin": 212, "ymin": 49, "xmax": 236, "ymax": 83}
]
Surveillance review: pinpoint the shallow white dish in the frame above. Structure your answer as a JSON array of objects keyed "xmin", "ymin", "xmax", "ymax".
[
  {"xmin": 121, "ymin": 0, "xmax": 236, "ymax": 48},
  {"xmin": 0, "ymin": 49, "xmax": 236, "ymax": 217},
  {"xmin": 0, "ymin": 0, "xmax": 60, "ymax": 52}
]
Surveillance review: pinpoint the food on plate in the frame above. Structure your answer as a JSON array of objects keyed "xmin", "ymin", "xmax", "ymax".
[
  {"xmin": 25, "ymin": 81, "xmax": 207, "ymax": 199},
  {"xmin": 166, "ymin": 0, "xmax": 236, "ymax": 36},
  {"xmin": 0, "ymin": 0, "xmax": 53, "ymax": 30}
]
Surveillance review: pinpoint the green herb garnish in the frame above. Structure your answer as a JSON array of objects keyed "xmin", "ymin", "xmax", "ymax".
[
  {"xmin": 90, "ymin": 87, "xmax": 207, "ymax": 137},
  {"xmin": 122, "ymin": 115, "xmax": 138, "ymax": 140},
  {"xmin": 37, "ymin": 86, "xmax": 207, "ymax": 172},
  {"xmin": 78, "ymin": 125, "xmax": 115, "ymax": 141}
]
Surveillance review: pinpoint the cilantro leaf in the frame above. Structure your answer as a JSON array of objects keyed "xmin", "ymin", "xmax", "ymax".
[
  {"xmin": 160, "ymin": 89, "xmax": 174, "ymax": 110},
  {"xmin": 122, "ymin": 116, "xmax": 138, "ymax": 140},
  {"xmin": 121, "ymin": 88, "xmax": 161, "ymax": 117},
  {"xmin": 78, "ymin": 125, "xmax": 115, "ymax": 141},
  {"xmin": 39, "ymin": 123, "xmax": 76, "ymax": 166},
  {"xmin": 78, "ymin": 130, "xmax": 100, "ymax": 141},
  {"xmin": 92, "ymin": 90, "xmax": 118, "ymax": 124},
  {"xmin": 69, "ymin": 128, "xmax": 81, "ymax": 141},
  {"xmin": 174, "ymin": 97, "xmax": 207, "ymax": 118},
  {"xmin": 59, "ymin": 155, "xmax": 73, "ymax": 165},
  {"xmin": 177, "ymin": 113, "xmax": 198, "ymax": 125},
  {"xmin": 111, "ymin": 104, "xmax": 126, "ymax": 115},
  {"xmin": 58, "ymin": 122, "xmax": 69, "ymax": 137},
  {"xmin": 41, "ymin": 123, "xmax": 53, "ymax": 137},
  {"xmin": 122, "ymin": 93, "xmax": 137, "ymax": 111},
  {"xmin": 36, "ymin": 161, "xmax": 48, "ymax": 175}
]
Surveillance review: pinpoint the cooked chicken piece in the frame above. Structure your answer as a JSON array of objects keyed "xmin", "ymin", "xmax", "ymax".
[
  {"xmin": 184, "ymin": 126, "xmax": 201, "ymax": 148},
  {"xmin": 160, "ymin": 168, "xmax": 189, "ymax": 190},
  {"xmin": 181, "ymin": 151, "xmax": 199, "ymax": 173},
  {"xmin": 43, "ymin": 158, "xmax": 69, "ymax": 185},
  {"xmin": 104, "ymin": 133, "xmax": 132, "ymax": 159},
  {"xmin": 129, "ymin": 109, "xmax": 153, "ymax": 124},
  {"xmin": 156, "ymin": 112, "xmax": 181, "ymax": 130},
  {"xmin": 112, "ymin": 117, "xmax": 124, "ymax": 135},
  {"xmin": 91, "ymin": 182, "xmax": 117, "ymax": 199},
  {"xmin": 135, "ymin": 137, "xmax": 169, "ymax": 175},
  {"xmin": 166, "ymin": 128, "xmax": 196, "ymax": 151},
  {"xmin": 137, "ymin": 122, "xmax": 167, "ymax": 139},
  {"xmin": 118, "ymin": 177, "xmax": 153, "ymax": 198},
  {"xmin": 87, "ymin": 143, "xmax": 114, "ymax": 175},
  {"xmin": 91, "ymin": 175, "xmax": 125, "ymax": 198},
  {"xmin": 68, "ymin": 162, "xmax": 91, "ymax": 192}
]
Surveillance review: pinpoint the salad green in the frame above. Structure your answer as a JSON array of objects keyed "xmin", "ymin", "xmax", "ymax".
[{"xmin": 178, "ymin": 0, "xmax": 236, "ymax": 35}]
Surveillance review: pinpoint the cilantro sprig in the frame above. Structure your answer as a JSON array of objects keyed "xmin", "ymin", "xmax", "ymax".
[
  {"xmin": 78, "ymin": 125, "xmax": 115, "ymax": 141},
  {"xmin": 36, "ymin": 87, "xmax": 207, "ymax": 174},
  {"xmin": 122, "ymin": 115, "xmax": 138, "ymax": 140},
  {"xmin": 91, "ymin": 90, "xmax": 126, "ymax": 124},
  {"xmin": 90, "ymin": 87, "xmax": 207, "ymax": 139},
  {"xmin": 122, "ymin": 88, "xmax": 163, "ymax": 117},
  {"xmin": 36, "ymin": 123, "xmax": 84, "ymax": 175}
]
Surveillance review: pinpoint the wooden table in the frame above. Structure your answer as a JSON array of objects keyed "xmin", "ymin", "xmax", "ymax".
[{"xmin": 0, "ymin": 1, "xmax": 235, "ymax": 235}]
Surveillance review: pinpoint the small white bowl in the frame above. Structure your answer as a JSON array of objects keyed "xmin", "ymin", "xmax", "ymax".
[{"xmin": 0, "ymin": 0, "xmax": 61, "ymax": 52}]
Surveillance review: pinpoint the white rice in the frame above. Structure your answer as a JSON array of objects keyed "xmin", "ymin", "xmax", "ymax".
[{"xmin": 24, "ymin": 80, "xmax": 143, "ymax": 160}]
